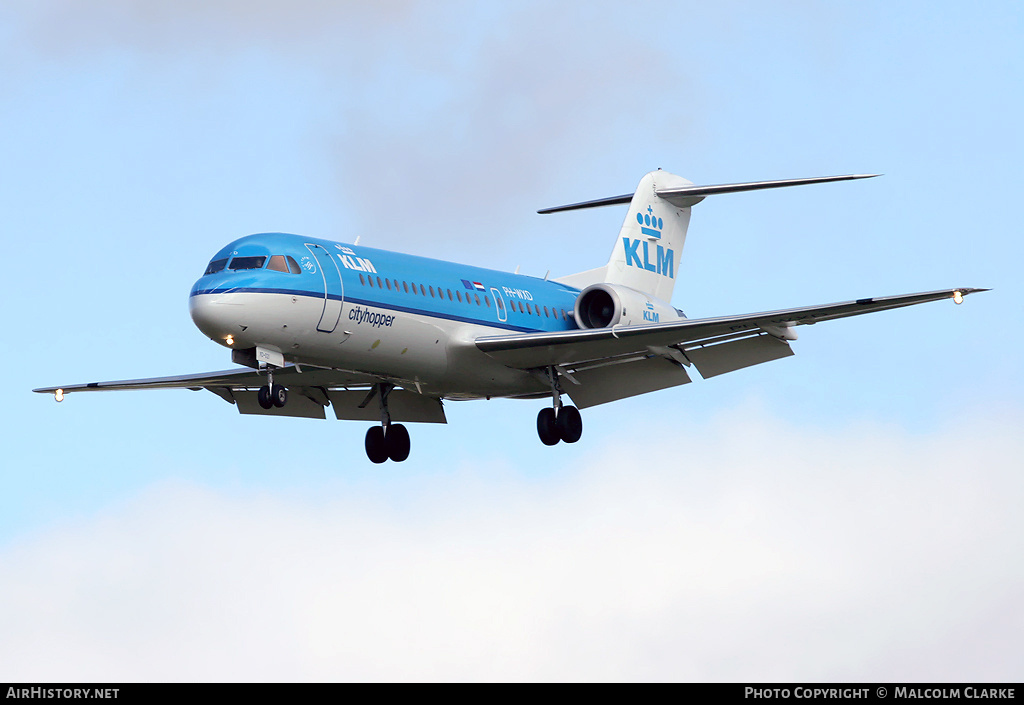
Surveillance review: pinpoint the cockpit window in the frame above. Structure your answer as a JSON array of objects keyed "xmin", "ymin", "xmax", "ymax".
[
  {"xmin": 204, "ymin": 258, "xmax": 228, "ymax": 275},
  {"xmin": 267, "ymin": 255, "xmax": 289, "ymax": 272},
  {"xmin": 228, "ymin": 256, "xmax": 266, "ymax": 270},
  {"xmin": 286, "ymin": 256, "xmax": 301, "ymax": 274}
]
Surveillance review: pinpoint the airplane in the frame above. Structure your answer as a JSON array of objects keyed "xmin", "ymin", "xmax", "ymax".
[{"xmin": 34, "ymin": 169, "xmax": 986, "ymax": 463}]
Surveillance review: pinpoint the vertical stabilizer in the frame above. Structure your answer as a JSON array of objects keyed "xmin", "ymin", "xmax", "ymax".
[
  {"xmin": 548, "ymin": 170, "xmax": 878, "ymax": 301},
  {"xmin": 604, "ymin": 170, "xmax": 692, "ymax": 301}
]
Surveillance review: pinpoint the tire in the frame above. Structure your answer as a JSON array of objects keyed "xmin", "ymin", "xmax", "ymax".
[
  {"xmin": 386, "ymin": 424, "xmax": 411, "ymax": 462},
  {"xmin": 537, "ymin": 407, "xmax": 560, "ymax": 446},
  {"xmin": 271, "ymin": 384, "xmax": 288, "ymax": 408},
  {"xmin": 365, "ymin": 426, "xmax": 388, "ymax": 464},
  {"xmin": 257, "ymin": 385, "xmax": 274, "ymax": 410},
  {"xmin": 556, "ymin": 405, "xmax": 583, "ymax": 444}
]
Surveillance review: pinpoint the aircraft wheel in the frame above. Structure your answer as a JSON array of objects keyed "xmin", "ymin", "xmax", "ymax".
[
  {"xmin": 386, "ymin": 423, "xmax": 411, "ymax": 462},
  {"xmin": 257, "ymin": 385, "xmax": 274, "ymax": 410},
  {"xmin": 556, "ymin": 405, "xmax": 583, "ymax": 444},
  {"xmin": 271, "ymin": 384, "xmax": 288, "ymax": 408},
  {"xmin": 365, "ymin": 426, "xmax": 388, "ymax": 464},
  {"xmin": 537, "ymin": 408, "xmax": 560, "ymax": 446}
]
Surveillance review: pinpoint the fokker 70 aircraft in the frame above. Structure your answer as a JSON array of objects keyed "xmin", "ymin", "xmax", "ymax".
[{"xmin": 35, "ymin": 170, "xmax": 985, "ymax": 463}]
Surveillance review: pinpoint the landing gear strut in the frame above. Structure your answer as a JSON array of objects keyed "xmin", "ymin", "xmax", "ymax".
[
  {"xmin": 257, "ymin": 368, "xmax": 287, "ymax": 410},
  {"xmin": 363, "ymin": 383, "xmax": 411, "ymax": 463},
  {"xmin": 536, "ymin": 366, "xmax": 583, "ymax": 445}
]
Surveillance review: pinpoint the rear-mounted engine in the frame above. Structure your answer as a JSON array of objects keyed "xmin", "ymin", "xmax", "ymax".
[{"xmin": 573, "ymin": 283, "xmax": 680, "ymax": 328}]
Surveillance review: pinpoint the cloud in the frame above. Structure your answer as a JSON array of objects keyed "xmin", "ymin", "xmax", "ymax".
[
  {"xmin": 1, "ymin": 1, "xmax": 691, "ymax": 258},
  {"xmin": 329, "ymin": 4, "xmax": 690, "ymax": 254},
  {"xmin": 5, "ymin": 1, "xmax": 418, "ymax": 58},
  {"xmin": 1, "ymin": 405, "xmax": 1021, "ymax": 681}
]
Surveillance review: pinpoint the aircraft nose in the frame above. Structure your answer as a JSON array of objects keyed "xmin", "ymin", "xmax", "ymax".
[{"xmin": 189, "ymin": 287, "xmax": 244, "ymax": 347}]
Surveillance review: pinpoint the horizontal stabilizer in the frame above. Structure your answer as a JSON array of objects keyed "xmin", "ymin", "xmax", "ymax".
[
  {"xmin": 537, "ymin": 193, "xmax": 633, "ymax": 214},
  {"xmin": 538, "ymin": 173, "xmax": 879, "ymax": 213}
]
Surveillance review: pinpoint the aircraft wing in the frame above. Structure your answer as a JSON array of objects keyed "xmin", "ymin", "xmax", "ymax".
[
  {"xmin": 475, "ymin": 288, "xmax": 988, "ymax": 387},
  {"xmin": 33, "ymin": 366, "xmax": 447, "ymax": 423}
]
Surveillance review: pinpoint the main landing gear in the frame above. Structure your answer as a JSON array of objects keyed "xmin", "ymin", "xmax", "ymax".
[
  {"xmin": 537, "ymin": 366, "xmax": 583, "ymax": 446},
  {"xmin": 363, "ymin": 383, "xmax": 411, "ymax": 464},
  {"xmin": 257, "ymin": 368, "xmax": 288, "ymax": 410}
]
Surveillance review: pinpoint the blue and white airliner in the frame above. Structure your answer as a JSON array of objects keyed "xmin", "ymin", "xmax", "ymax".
[{"xmin": 35, "ymin": 170, "xmax": 986, "ymax": 463}]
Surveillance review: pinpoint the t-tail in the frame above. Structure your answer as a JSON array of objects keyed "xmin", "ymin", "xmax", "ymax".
[{"xmin": 546, "ymin": 169, "xmax": 879, "ymax": 302}]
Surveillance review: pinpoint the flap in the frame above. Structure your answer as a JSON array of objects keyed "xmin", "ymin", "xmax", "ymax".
[
  {"xmin": 565, "ymin": 356, "xmax": 692, "ymax": 409},
  {"xmin": 327, "ymin": 389, "xmax": 447, "ymax": 424},
  {"xmin": 684, "ymin": 334, "xmax": 793, "ymax": 379},
  {"xmin": 234, "ymin": 390, "xmax": 329, "ymax": 419}
]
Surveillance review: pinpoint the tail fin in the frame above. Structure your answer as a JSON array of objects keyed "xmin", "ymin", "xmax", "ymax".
[
  {"xmin": 605, "ymin": 170, "xmax": 692, "ymax": 302},
  {"xmin": 548, "ymin": 170, "xmax": 878, "ymax": 302}
]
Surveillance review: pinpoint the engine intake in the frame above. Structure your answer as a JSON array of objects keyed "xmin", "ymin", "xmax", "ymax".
[{"xmin": 577, "ymin": 287, "xmax": 619, "ymax": 328}]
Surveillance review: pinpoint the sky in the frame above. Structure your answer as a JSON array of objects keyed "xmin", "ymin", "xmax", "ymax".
[{"xmin": 1, "ymin": 0, "xmax": 1022, "ymax": 682}]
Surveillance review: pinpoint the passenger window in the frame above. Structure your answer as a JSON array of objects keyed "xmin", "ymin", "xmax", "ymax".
[
  {"xmin": 385, "ymin": 279, "xmax": 392, "ymax": 290},
  {"xmin": 429, "ymin": 286, "xmax": 435, "ymax": 297},
  {"xmin": 518, "ymin": 302, "xmax": 525, "ymax": 313},
  {"xmin": 456, "ymin": 291, "xmax": 463, "ymax": 302},
  {"xmin": 393, "ymin": 279, "xmax": 399, "ymax": 290},
  {"xmin": 228, "ymin": 256, "xmax": 266, "ymax": 270},
  {"xmin": 368, "ymin": 276, "xmax": 374, "ymax": 287},
  {"xmin": 359, "ymin": 274, "xmax": 365, "ymax": 285},
  {"xmin": 204, "ymin": 258, "xmax": 228, "ymax": 275},
  {"xmin": 534, "ymin": 305, "xmax": 540, "ymax": 316},
  {"xmin": 377, "ymin": 277, "xmax": 383, "ymax": 288},
  {"xmin": 267, "ymin": 255, "xmax": 289, "ymax": 273},
  {"xmin": 287, "ymin": 256, "xmax": 301, "ymax": 274},
  {"xmin": 496, "ymin": 298, "xmax": 502, "ymax": 310},
  {"xmin": 485, "ymin": 296, "xmax": 491, "ymax": 308},
  {"xmin": 420, "ymin": 284, "xmax": 426, "ymax": 296},
  {"xmin": 544, "ymin": 306, "xmax": 549, "ymax": 317},
  {"xmin": 447, "ymin": 289, "xmax": 453, "ymax": 300},
  {"xmin": 475, "ymin": 294, "xmax": 481, "ymax": 305},
  {"xmin": 403, "ymin": 282, "xmax": 409, "ymax": 294}
]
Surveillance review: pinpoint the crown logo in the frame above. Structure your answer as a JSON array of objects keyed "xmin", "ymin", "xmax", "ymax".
[{"xmin": 637, "ymin": 205, "xmax": 663, "ymax": 238}]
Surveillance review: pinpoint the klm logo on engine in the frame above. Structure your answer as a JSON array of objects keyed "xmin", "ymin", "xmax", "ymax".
[
  {"xmin": 623, "ymin": 238, "xmax": 674, "ymax": 278},
  {"xmin": 643, "ymin": 301, "xmax": 659, "ymax": 323},
  {"xmin": 624, "ymin": 206, "xmax": 673, "ymax": 278}
]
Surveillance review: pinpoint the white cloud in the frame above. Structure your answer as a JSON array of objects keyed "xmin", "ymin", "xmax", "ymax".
[{"xmin": 1, "ymin": 405, "xmax": 1021, "ymax": 682}]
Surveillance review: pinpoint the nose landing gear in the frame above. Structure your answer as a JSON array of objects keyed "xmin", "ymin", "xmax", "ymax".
[
  {"xmin": 256, "ymin": 368, "xmax": 288, "ymax": 410},
  {"xmin": 536, "ymin": 366, "xmax": 583, "ymax": 445},
  {"xmin": 363, "ymin": 383, "xmax": 411, "ymax": 463}
]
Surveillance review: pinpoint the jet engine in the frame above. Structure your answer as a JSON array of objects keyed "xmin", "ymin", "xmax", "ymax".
[{"xmin": 573, "ymin": 283, "xmax": 681, "ymax": 329}]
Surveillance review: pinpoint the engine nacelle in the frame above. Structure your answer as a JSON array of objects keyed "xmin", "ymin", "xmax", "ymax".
[{"xmin": 573, "ymin": 283, "xmax": 681, "ymax": 329}]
